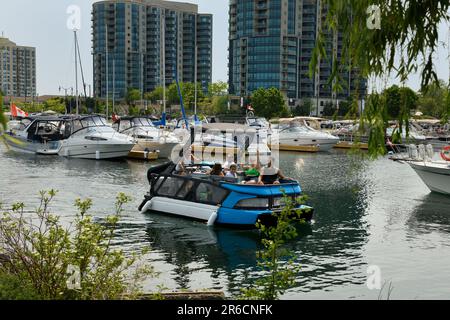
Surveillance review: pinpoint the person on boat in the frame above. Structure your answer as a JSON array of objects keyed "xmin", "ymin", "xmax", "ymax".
[
  {"xmin": 242, "ymin": 160, "xmax": 261, "ymax": 184},
  {"xmin": 223, "ymin": 154, "xmax": 235, "ymax": 170},
  {"xmin": 225, "ymin": 164, "xmax": 238, "ymax": 178},
  {"xmin": 210, "ymin": 163, "xmax": 225, "ymax": 177},
  {"xmin": 175, "ymin": 146, "xmax": 200, "ymax": 174},
  {"xmin": 258, "ymin": 160, "xmax": 287, "ymax": 185}
]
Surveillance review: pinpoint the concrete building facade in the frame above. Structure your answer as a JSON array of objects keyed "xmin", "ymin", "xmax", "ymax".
[
  {"xmin": 0, "ymin": 37, "xmax": 36, "ymax": 99},
  {"xmin": 92, "ymin": 0, "xmax": 213, "ymax": 100}
]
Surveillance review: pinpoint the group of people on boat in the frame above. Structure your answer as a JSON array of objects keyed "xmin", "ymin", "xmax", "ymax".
[{"xmin": 174, "ymin": 152, "xmax": 291, "ymax": 185}]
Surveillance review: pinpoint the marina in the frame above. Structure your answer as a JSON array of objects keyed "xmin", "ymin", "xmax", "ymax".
[
  {"xmin": 1, "ymin": 0, "xmax": 450, "ymax": 304},
  {"xmin": 1, "ymin": 146, "xmax": 450, "ymax": 299}
]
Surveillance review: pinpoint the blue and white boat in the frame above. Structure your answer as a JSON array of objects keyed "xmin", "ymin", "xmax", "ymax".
[{"xmin": 139, "ymin": 162, "xmax": 314, "ymax": 228}]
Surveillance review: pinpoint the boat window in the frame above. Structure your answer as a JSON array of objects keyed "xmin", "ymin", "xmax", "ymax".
[
  {"xmin": 176, "ymin": 180, "xmax": 194, "ymax": 199},
  {"xmin": 120, "ymin": 120, "xmax": 132, "ymax": 130},
  {"xmin": 93, "ymin": 116, "xmax": 106, "ymax": 126},
  {"xmin": 153, "ymin": 176, "xmax": 165, "ymax": 193},
  {"xmin": 19, "ymin": 119, "xmax": 32, "ymax": 130},
  {"xmin": 72, "ymin": 120, "xmax": 83, "ymax": 132},
  {"xmin": 157, "ymin": 177, "xmax": 185, "ymax": 197},
  {"xmin": 81, "ymin": 118, "xmax": 93, "ymax": 128},
  {"xmin": 131, "ymin": 118, "xmax": 142, "ymax": 126},
  {"xmin": 140, "ymin": 118, "xmax": 153, "ymax": 126},
  {"xmin": 195, "ymin": 183, "xmax": 228, "ymax": 205},
  {"xmin": 235, "ymin": 198, "xmax": 269, "ymax": 209}
]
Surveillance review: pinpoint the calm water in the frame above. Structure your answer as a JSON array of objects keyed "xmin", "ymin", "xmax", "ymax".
[{"xmin": 1, "ymin": 145, "xmax": 450, "ymax": 299}]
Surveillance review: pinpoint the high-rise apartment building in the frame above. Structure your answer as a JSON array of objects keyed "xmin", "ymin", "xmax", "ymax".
[
  {"xmin": 0, "ymin": 37, "xmax": 36, "ymax": 98},
  {"xmin": 92, "ymin": 0, "xmax": 213, "ymax": 100},
  {"xmin": 228, "ymin": 0, "xmax": 366, "ymax": 113}
]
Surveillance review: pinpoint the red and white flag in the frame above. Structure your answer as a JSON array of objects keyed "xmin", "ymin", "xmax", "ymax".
[{"xmin": 10, "ymin": 104, "xmax": 28, "ymax": 118}]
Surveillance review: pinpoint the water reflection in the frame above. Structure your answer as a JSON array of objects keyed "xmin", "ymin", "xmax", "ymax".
[{"xmin": 408, "ymin": 193, "xmax": 450, "ymax": 235}]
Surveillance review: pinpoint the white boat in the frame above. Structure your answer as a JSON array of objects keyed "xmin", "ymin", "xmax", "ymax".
[
  {"xmin": 58, "ymin": 115, "xmax": 134, "ymax": 159},
  {"xmin": 408, "ymin": 161, "xmax": 450, "ymax": 196},
  {"xmin": 112, "ymin": 116, "xmax": 180, "ymax": 159},
  {"xmin": 393, "ymin": 144, "xmax": 450, "ymax": 196},
  {"xmin": 271, "ymin": 119, "xmax": 339, "ymax": 152},
  {"xmin": 5, "ymin": 116, "xmax": 65, "ymax": 155}
]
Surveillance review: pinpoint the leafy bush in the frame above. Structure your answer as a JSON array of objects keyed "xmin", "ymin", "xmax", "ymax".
[
  {"xmin": 0, "ymin": 190, "xmax": 155, "ymax": 300},
  {"xmin": 240, "ymin": 194, "xmax": 310, "ymax": 300}
]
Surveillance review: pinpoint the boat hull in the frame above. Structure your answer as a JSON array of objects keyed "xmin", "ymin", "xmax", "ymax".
[
  {"xmin": 59, "ymin": 143, "xmax": 134, "ymax": 159},
  {"xmin": 5, "ymin": 136, "xmax": 61, "ymax": 155},
  {"xmin": 409, "ymin": 162, "xmax": 450, "ymax": 195},
  {"xmin": 272, "ymin": 138, "xmax": 338, "ymax": 152},
  {"xmin": 141, "ymin": 196, "xmax": 313, "ymax": 227}
]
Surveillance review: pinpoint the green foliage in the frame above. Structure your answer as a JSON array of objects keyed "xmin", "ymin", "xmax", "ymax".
[
  {"xmin": 43, "ymin": 98, "xmax": 67, "ymax": 114},
  {"xmin": 0, "ymin": 91, "xmax": 5, "ymax": 132},
  {"xmin": 211, "ymin": 95, "xmax": 229, "ymax": 114},
  {"xmin": 384, "ymin": 85, "xmax": 418, "ymax": 119},
  {"xmin": 251, "ymin": 88, "xmax": 288, "ymax": 119},
  {"xmin": 0, "ymin": 273, "xmax": 40, "ymax": 300},
  {"xmin": 145, "ymin": 87, "xmax": 164, "ymax": 104},
  {"xmin": 322, "ymin": 102, "xmax": 336, "ymax": 117},
  {"xmin": 293, "ymin": 99, "xmax": 312, "ymax": 117},
  {"xmin": 208, "ymin": 81, "xmax": 228, "ymax": 97},
  {"xmin": 240, "ymin": 195, "xmax": 310, "ymax": 300},
  {"xmin": 362, "ymin": 93, "xmax": 389, "ymax": 159},
  {"xmin": 167, "ymin": 82, "xmax": 204, "ymax": 112},
  {"xmin": 417, "ymin": 80, "xmax": 449, "ymax": 118},
  {"xmin": 316, "ymin": 1, "xmax": 450, "ymax": 90},
  {"xmin": 0, "ymin": 191, "xmax": 155, "ymax": 300},
  {"xmin": 126, "ymin": 88, "xmax": 141, "ymax": 108},
  {"xmin": 312, "ymin": 0, "xmax": 450, "ymax": 157}
]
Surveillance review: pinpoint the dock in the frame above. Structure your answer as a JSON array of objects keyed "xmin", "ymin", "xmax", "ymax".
[{"xmin": 128, "ymin": 150, "xmax": 159, "ymax": 161}]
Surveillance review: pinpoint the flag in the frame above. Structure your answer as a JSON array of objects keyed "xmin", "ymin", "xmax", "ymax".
[{"xmin": 10, "ymin": 104, "xmax": 28, "ymax": 118}]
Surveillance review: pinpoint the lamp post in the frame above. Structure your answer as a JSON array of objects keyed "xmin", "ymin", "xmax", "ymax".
[{"xmin": 59, "ymin": 86, "xmax": 73, "ymax": 114}]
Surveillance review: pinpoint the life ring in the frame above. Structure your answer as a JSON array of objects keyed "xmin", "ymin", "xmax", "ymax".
[{"xmin": 440, "ymin": 146, "xmax": 450, "ymax": 161}]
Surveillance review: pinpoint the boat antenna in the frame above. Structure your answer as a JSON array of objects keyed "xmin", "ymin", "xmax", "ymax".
[
  {"xmin": 75, "ymin": 31, "xmax": 88, "ymax": 102},
  {"xmin": 176, "ymin": 74, "xmax": 189, "ymax": 129},
  {"xmin": 74, "ymin": 29, "xmax": 79, "ymax": 115},
  {"xmin": 162, "ymin": 10, "xmax": 166, "ymax": 124}
]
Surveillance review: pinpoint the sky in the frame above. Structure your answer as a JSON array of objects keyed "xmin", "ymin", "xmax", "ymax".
[{"xmin": 0, "ymin": 0, "xmax": 449, "ymax": 96}]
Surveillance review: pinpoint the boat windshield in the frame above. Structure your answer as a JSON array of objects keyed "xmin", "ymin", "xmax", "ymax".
[
  {"xmin": 80, "ymin": 116, "xmax": 107, "ymax": 128},
  {"xmin": 131, "ymin": 118, "xmax": 154, "ymax": 127},
  {"xmin": 69, "ymin": 116, "xmax": 108, "ymax": 134},
  {"xmin": 280, "ymin": 124, "xmax": 314, "ymax": 133}
]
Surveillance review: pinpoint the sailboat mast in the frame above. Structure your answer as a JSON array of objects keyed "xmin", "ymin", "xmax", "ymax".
[
  {"xmin": 162, "ymin": 10, "xmax": 166, "ymax": 115},
  {"xmin": 194, "ymin": 43, "xmax": 197, "ymax": 116},
  {"xmin": 74, "ymin": 30, "xmax": 79, "ymax": 115},
  {"xmin": 105, "ymin": 23, "xmax": 109, "ymax": 120}
]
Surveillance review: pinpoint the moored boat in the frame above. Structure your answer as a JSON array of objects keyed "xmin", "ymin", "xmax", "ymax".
[
  {"xmin": 58, "ymin": 115, "xmax": 135, "ymax": 159},
  {"xmin": 112, "ymin": 116, "xmax": 180, "ymax": 159},
  {"xmin": 139, "ymin": 162, "xmax": 314, "ymax": 228}
]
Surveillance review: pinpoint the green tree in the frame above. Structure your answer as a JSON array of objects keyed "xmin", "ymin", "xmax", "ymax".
[
  {"xmin": 312, "ymin": 0, "xmax": 450, "ymax": 157},
  {"xmin": 251, "ymin": 88, "xmax": 288, "ymax": 119},
  {"xmin": 211, "ymin": 95, "xmax": 229, "ymax": 114},
  {"xmin": 384, "ymin": 85, "xmax": 401, "ymax": 118},
  {"xmin": 417, "ymin": 80, "xmax": 448, "ymax": 118},
  {"xmin": 145, "ymin": 86, "xmax": 164, "ymax": 104},
  {"xmin": 43, "ymin": 98, "xmax": 67, "ymax": 114},
  {"xmin": 208, "ymin": 81, "xmax": 228, "ymax": 97},
  {"xmin": 322, "ymin": 102, "xmax": 336, "ymax": 117},
  {"xmin": 293, "ymin": 99, "xmax": 312, "ymax": 117},
  {"xmin": 166, "ymin": 82, "xmax": 204, "ymax": 113},
  {"xmin": 0, "ymin": 90, "xmax": 5, "ymax": 135},
  {"xmin": 126, "ymin": 88, "xmax": 141, "ymax": 109}
]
